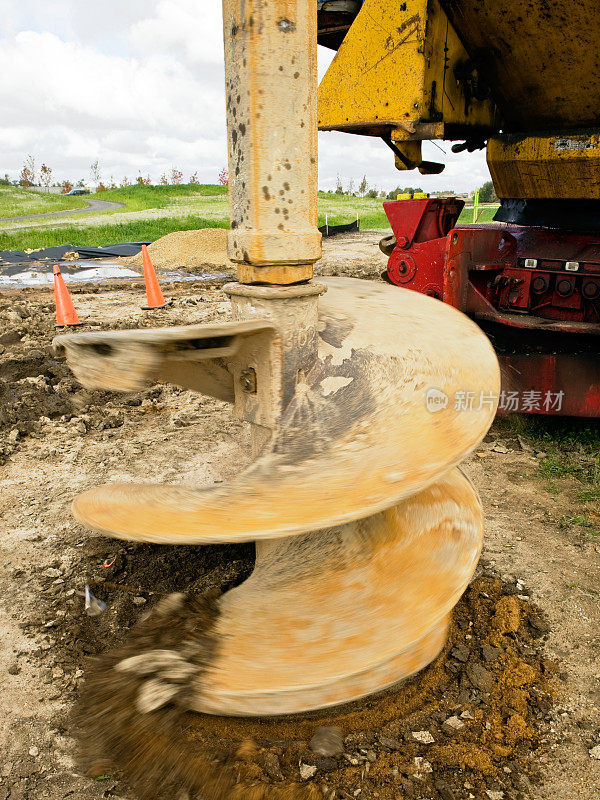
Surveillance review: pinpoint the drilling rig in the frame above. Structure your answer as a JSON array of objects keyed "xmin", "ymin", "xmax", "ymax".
[
  {"xmin": 53, "ymin": 0, "xmax": 499, "ymax": 791},
  {"xmin": 318, "ymin": 0, "xmax": 600, "ymax": 417}
]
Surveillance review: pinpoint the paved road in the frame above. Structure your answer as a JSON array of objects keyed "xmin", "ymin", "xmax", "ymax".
[{"xmin": 0, "ymin": 198, "xmax": 125, "ymax": 224}]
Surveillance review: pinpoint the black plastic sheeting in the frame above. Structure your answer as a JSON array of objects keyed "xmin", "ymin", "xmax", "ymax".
[
  {"xmin": 0, "ymin": 242, "xmax": 150, "ymax": 265},
  {"xmin": 318, "ymin": 220, "xmax": 360, "ymax": 237}
]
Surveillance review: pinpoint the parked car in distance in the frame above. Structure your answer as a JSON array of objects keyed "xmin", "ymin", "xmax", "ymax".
[{"xmin": 67, "ymin": 188, "xmax": 90, "ymax": 195}]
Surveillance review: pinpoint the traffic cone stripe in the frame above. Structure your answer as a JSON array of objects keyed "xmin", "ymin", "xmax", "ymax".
[
  {"xmin": 53, "ymin": 264, "xmax": 81, "ymax": 327},
  {"xmin": 141, "ymin": 245, "xmax": 169, "ymax": 310}
]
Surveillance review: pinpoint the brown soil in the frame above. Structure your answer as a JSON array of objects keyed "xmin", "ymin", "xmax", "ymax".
[
  {"xmin": 121, "ymin": 228, "xmax": 232, "ymax": 271},
  {"xmin": 1, "ymin": 242, "xmax": 599, "ymax": 800},
  {"xmin": 0, "ymin": 278, "xmax": 229, "ymax": 446},
  {"xmin": 77, "ymin": 573, "xmax": 553, "ymax": 800}
]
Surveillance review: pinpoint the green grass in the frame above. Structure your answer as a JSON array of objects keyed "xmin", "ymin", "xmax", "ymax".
[
  {"xmin": 0, "ymin": 215, "xmax": 229, "ymax": 251},
  {"xmin": 512, "ymin": 417, "xmax": 600, "ymax": 542},
  {"xmin": 0, "ymin": 186, "xmax": 88, "ymax": 217},
  {"xmin": 511, "ymin": 416, "xmax": 600, "ymax": 508},
  {"xmin": 93, "ymin": 187, "xmax": 390, "ymax": 227},
  {"xmin": 318, "ymin": 192, "xmax": 389, "ymax": 229},
  {"xmin": 560, "ymin": 515, "xmax": 599, "ymax": 539},
  {"xmin": 560, "ymin": 514, "xmax": 597, "ymax": 529},
  {"xmin": 457, "ymin": 205, "xmax": 500, "ymax": 224},
  {"xmin": 0, "ymin": 187, "xmax": 502, "ymax": 251},
  {"xmin": 95, "ymin": 183, "xmax": 229, "ymax": 213},
  {"xmin": 1, "ymin": 185, "xmax": 502, "ymax": 231}
]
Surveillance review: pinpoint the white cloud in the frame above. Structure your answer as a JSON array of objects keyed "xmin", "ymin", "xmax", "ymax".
[
  {"xmin": 0, "ymin": 4, "xmax": 489, "ymax": 192},
  {"xmin": 128, "ymin": 1, "xmax": 224, "ymax": 68}
]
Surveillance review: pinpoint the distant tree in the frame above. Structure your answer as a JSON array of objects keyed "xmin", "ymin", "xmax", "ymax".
[
  {"xmin": 76, "ymin": 178, "xmax": 85, "ymax": 187},
  {"xmin": 0, "ymin": 173, "xmax": 10, "ymax": 186},
  {"xmin": 90, "ymin": 160, "xmax": 101, "ymax": 186},
  {"xmin": 159, "ymin": 173, "xmax": 169, "ymax": 185},
  {"xmin": 478, "ymin": 180, "xmax": 498, "ymax": 203},
  {"xmin": 60, "ymin": 180, "xmax": 73, "ymax": 194},
  {"xmin": 24, "ymin": 154, "xmax": 36, "ymax": 185},
  {"xmin": 109, "ymin": 175, "xmax": 117, "ymax": 189},
  {"xmin": 170, "ymin": 168, "xmax": 183, "ymax": 185},
  {"xmin": 366, "ymin": 188, "xmax": 379, "ymax": 199},
  {"xmin": 19, "ymin": 168, "xmax": 33, "ymax": 187},
  {"xmin": 218, "ymin": 167, "xmax": 229, "ymax": 186},
  {"xmin": 96, "ymin": 182, "xmax": 108, "ymax": 192},
  {"xmin": 120, "ymin": 176, "xmax": 131, "ymax": 187},
  {"xmin": 359, "ymin": 175, "xmax": 368, "ymax": 195},
  {"xmin": 347, "ymin": 178, "xmax": 355, "ymax": 195},
  {"xmin": 189, "ymin": 172, "xmax": 200, "ymax": 184},
  {"xmin": 136, "ymin": 173, "xmax": 151, "ymax": 185},
  {"xmin": 334, "ymin": 174, "xmax": 344, "ymax": 194},
  {"xmin": 40, "ymin": 163, "xmax": 53, "ymax": 192},
  {"xmin": 19, "ymin": 163, "xmax": 34, "ymax": 187}
]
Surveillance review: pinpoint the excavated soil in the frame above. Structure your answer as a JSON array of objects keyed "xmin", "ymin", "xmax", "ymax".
[
  {"xmin": 1, "ymin": 248, "xmax": 599, "ymax": 800},
  {"xmin": 119, "ymin": 229, "xmax": 389, "ymax": 281},
  {"xmin": 121, "ymin": 228, "xmax": 232, "ymax": 272},
  {"xmin": 77, "ymin": 572, "xmax": 553, "ymax": 800}
]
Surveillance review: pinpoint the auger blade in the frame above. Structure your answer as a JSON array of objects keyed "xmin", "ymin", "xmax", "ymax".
[
  {"xmin": 66, "ymin": 277, "xmax": 500, "ymax": 545},
  {"xmin": 110, "ymin": 468, "xmax": 483, "ymax": 717}
]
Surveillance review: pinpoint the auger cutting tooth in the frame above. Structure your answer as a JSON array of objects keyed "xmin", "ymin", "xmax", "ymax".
[{"xmin": 54, "ymin": 276, "xmax": 499, "ymax": 716}]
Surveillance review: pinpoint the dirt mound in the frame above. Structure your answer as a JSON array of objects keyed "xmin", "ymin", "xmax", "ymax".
[
  {"xmin": 0, "ymin": 282, "xmax": 234, "ymax": 462},
  {"xmin": 0, "ymin": 293, "xmax": 157, "ymax": 462},
  {"xmin": 121, "ymin": 228, "xmax": 389, "ymax": 280},
  {"xmin": 123, "ymin": 228, "xmax": 233, "ymax": 272},
  {"xmin": 73, "ymin": 560, "xmax": 553, "ymax": 800}
]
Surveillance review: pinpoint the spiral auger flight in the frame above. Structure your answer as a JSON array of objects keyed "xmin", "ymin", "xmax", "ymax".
[{"xmin": 54, "ymin": 0, "xmax": 500, "ymax": 719}]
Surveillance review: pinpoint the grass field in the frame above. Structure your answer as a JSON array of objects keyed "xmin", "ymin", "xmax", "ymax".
[
  {"xmin": 0, "ymin": 186, "xmax": 89, "ymax": 218},
  {"xmin": 0, "ymin": 216, "xmax": 229, "ymax": 251},
  {"xmin": 96, "ymin": 187, "xmax": 390, "ymax": 226},
  {"xmin": 0, "ymin": 185, "xmax": 498, "ymax": 250},
  {"xmin": 96, "ymin": 183, "xmax": 228, "ymax": 213},
  {"xmin": 512, "ymin": 416, "xmax": 600, "ymax": 514}
]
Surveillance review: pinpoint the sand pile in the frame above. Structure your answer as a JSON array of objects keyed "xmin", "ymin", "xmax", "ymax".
[{"xmin": 123, "ymin": 228, "xmax": 233, "ymax": 272}]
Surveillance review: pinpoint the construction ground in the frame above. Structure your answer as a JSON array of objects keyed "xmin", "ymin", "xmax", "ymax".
[{"xmin": 0, "ymin": 230, "xmax": 599, "ymax": 800}]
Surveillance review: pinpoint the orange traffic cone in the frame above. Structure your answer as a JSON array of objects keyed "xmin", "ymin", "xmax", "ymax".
[
  {"xmin": 141, "ymin": 245, "xmax": 170, "ymax": 310},
  {"xmin": 53, "ymin": 264, "xmax": 81, "ymax": 327}
]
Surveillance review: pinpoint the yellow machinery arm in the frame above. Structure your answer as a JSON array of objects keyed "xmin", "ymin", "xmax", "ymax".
[
  {"xmin": 318, "ymin": 0, "xmax": 600, "ymax": 200},
  {"xmin": 439, "ymin": 0, "xmax": 600, "ymax": 132}
]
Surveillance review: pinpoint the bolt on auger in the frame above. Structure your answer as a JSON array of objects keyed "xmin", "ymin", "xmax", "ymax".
[{"xmin": 53, "ymin": 0, "xmax": 499, "ymax": 775}]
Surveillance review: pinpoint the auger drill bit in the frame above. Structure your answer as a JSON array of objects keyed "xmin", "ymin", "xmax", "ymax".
[{"xmin": 54, "ymin": 0, "xmax": 500, "ymax": 719}]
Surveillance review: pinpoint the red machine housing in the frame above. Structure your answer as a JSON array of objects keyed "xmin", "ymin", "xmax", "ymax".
[{"xmin": 383, "ymin": 198, "xmax": 600, "ymax": 417}]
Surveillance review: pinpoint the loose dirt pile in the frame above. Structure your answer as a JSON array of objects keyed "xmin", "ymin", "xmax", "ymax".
[
  {"xmin": 75, "ymin": 568, "xmax": 552, "ymax": 800},
  {"xmin": 122, "ymin": 228, "xmax": 233, "ymax": 271},
  {"xmin": 120, "ymin": 228, "xmax": 388, "ymax": 280},
  {"xmin": 0, "ymin": 281, "xmax": 231, "ymax": 461}
]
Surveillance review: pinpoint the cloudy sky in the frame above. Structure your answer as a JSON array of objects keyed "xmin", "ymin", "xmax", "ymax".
[{"xmin": 0, "ymin": 0, "xmax": 491, "ymax": 194}]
